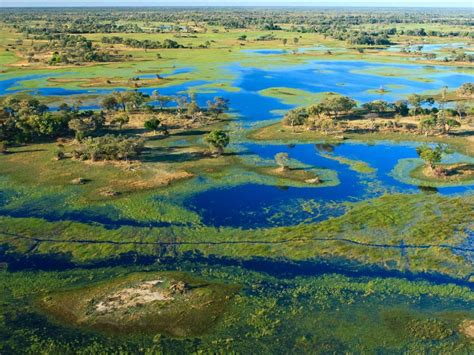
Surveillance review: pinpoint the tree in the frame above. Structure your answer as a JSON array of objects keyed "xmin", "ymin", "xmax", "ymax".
[
  {"xmin": 307, "ymin": 103, "xmax": 325, "ymax": 119},
  {"xmin": 416, "ymin": 144, "xmax": 448, "ymax": 170},
  {"xmin": 457, "ymin": 82, "xmax": 474, "ymax": 97},
  {"xmin": 175, "ymin": 96, "xmax": 189, "ymax": 116},
  {"xmin": 283, "ymin": 107, "xmax": 308, "ymax": 131},
  {"xmin": 445, "ymin": 118, "xmax": 461, "ymax": 132},
  {"xmin": 32, "ymin": 113, "xmax": 65, "ymax": 137},
  {"xmin": 320, "ymin": 118, "xmax": 336, "ymax": 134},
  {"xmin": 363, "ymin": 100, "xmax": 389, "ymax": 114},
  {"xmin": 111, "ymin": 113, "xmax": 129, "ymax": 129},
  {"xmin": 419, "ymin": 116, "xmax": 437, "ymax": 134},
  {"xmin": 205, "ymin": 129, "xmax": 229, "ymax": 156},
  {"xmin": 392, "ymin": 100, "xmax": 409, "ymax": 116},
  {"xmin": 436, "ymin": 109, "xmax": 448, "ymax": 133},
  {"xmin": 293, "ymin": 37, "xmax": 299, "ymax": 45},
  {"xmin": 156, "ymin": 95, "xmax": 173, "ymax": 109},
  {"xmin": 455, "ymin": 101, "xmax": 467, "ymax": 119},
  {"xmin": 282, "ymin": 38, "xmax": 288, "ymax": 46},
  {"xmin": 207, "ymin": 97, "xmax": 229, "ymax": 119},
  {"xmin": 144, "ymin": 117, "xmax": 161, "ymax": 134},
  {"xmin": 76, "ymin": 134, "xmax": 144, "ymax": 162},
  {"xmin": 275, "ymin": 152, "xmax": 290, "ymax": 171},
  {"xmin": 124, "ymin": 91, "xmax": 147, "ymax": 111},
  {"xmin": 408, "ymin": 94, "xmax": 434, "ymax": 116},
  {"xmin": 101, "ymin": 96, "xmax": 120, "ymax": 112},
  {"xmin": 68, "ymin": 118, "xmax": 96, "ymax": 142},
  {"xmin": 187, "ymin": 99, "xmax": 201, "ymax": 118},
  {"xmin": 113, "ymin": 91, "xmax": 128, "ymax": 111},
  {"xmin": 322, "ymin": 96, "xmax": 357, "ymax": 119}
]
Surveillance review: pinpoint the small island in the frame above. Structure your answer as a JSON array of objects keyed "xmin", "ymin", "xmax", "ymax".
[{"xmin": 39, "ymin": 272, "xmax": 239, "ymax": 337}]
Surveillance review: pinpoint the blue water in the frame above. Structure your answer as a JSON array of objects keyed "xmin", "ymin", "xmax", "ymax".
[
  {"xmin": 1, "ymin": 59, "xmax": 473, "ymax": 229},
  {"xmin": 387, "ymin": 43, "xmax": 472, "ymax": 54},
  {"xmin": 241, "ymin": 49, "xmax": 288, "ymax": 55},
  {"xmin": 137, "ymin": 67, "xmax": 194, "ymax": 79},
  {"xmin": 2, "ymin": 60, "xmax": 472, "ymax": 107},
  {"xmin": 186, "ymin": 142, "xmax": 473, "ymax": 228}
]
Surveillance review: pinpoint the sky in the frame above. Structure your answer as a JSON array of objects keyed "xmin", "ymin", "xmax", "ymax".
[{"xmin": 0, "ymin": 0, "xmax": 472, "ymax": 7}]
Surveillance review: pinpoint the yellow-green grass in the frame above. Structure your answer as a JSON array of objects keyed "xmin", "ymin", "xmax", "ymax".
[
  {"xmin": 39, "ymin": 271, "xmax": 239, "ymax": 337},
  {"xmin": 411, "ymin": 163, "xmax": 474, "ymax": 185},
  {"xmin": 248, "ymin": 121, "xmax": 474, "ymax": 157},
  {"xmin": 1, "ymin": 193, "xmax": 472, "ymax": 280},
  {"xmin": 319, "ymin": 153, "xmax": 376, "ymax": 174}
]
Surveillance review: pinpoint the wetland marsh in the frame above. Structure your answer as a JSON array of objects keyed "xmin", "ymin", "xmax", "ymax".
[{"xmin": 0, "ymin": 6, "xmax": 473, "ymax": 354}]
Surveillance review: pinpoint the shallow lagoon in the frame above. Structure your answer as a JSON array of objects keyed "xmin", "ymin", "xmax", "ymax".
[
  {"xmin": 187, "ymin": 141, "xmax": 473, "ymax": 228},
  {"xmin": 1, "ymin": 60, "xmax": 473, "ymax": 229},
  {"xmin": 2, "ymin": 60, "xmax": 473, "ymax": 108}
]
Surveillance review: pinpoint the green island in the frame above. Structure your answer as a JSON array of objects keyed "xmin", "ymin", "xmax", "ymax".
[{"xmin": 0, "ymin": 5, "xmax": 473, "ymax": 354}]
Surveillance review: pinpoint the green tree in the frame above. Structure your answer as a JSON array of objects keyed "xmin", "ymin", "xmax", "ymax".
[
  {"xmin": 144, "ymin": 117, "xmax": 161, "ymax": 134},
  {"xmin": 111, "ymin": 113, "xmax": 129, "ymax": 129},
  {"xmin": 393, "ymin": 100, "xmax": 409, "ymax": 116},
  {"xmin": 416, "ymin": 144, "xmax": 448, "ymax": 170},
  {"xmin": 205, "ymin": 129, "xmax": 229, "ymax": 156},
  {"xmin": 101, "ymin": 96, "xmax": 120, "ymax": 112},
  {"xmin": 408, "ymin": 94, "xmax": 434, "ymax": 116},
  {"xmin": 445, "ymin": 118, "xmax": 460, "ymax": 133},
  {"xmin": 283, "ymin": 107, "xmax": 308, "ymax": 131},
  {"xmin": 68, "ymin": 118, "xmax": 96, "ymax": 142},
  {"xmin": 322, "ymin": 96, "xmax": 356, "ymax": 119},
  {"xmin": 363, "ymin": 100, "xmax": 389, "ymax": 114},
  {"xmin": 457, "ymin": 82, "xmax": 474, "ymax": 97},
  {"xmin": 307, "ymin": 103, "xmax": 325, "ymax": 119}
]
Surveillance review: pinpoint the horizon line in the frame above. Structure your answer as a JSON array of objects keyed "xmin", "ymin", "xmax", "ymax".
[{"xmin": 0, "ymin": 5, "xmax": 472, "ymax": 9}]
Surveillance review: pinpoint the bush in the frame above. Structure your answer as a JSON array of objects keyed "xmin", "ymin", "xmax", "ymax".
[
  {"xmin": 74, "ymin": 134, "xmax": 144, "ymax": 161},
  {"xmin": 205, "ymin": 130, "xmax": 229, "ymax": 156}
]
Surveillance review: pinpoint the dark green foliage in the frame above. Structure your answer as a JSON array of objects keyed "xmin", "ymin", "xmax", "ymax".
[
  {"xmin": 0, "ymin": 97, "xmax": 70, "ymax": 143},
  {"xmin": 73, "ymin": 134, "xmax": 144, "ymax": 161},
  {"xmin": 283, "ymin": 107, "xmax": 308, "ymax": 128},
  {"xmin": 205, "ymin": 129, "xmax": 230, "ymax": 155},
  {"xmin": 416, "ymin": 144, "xmax": 448, "ymax": 169},
  {"xmin": 102, "ymin": 36, "xmax": 184, "ymax": 49},
  {"xmin": 407, "ymin": 319, "xmax": 454, "ymax": 340}
]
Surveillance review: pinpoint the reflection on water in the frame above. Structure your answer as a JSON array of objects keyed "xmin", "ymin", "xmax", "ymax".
[{"xmin": 186, "ymin": 142, "xmax": 473, "ymax": 228}]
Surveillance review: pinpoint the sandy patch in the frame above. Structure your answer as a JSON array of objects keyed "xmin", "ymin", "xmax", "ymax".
[
  {"xmin": 460, "ymin": 320, "xmax": 474, "ymax": 340},
  {"xmin": 95, "ymin": 280, "xmax": 172, "ymax": 313}
]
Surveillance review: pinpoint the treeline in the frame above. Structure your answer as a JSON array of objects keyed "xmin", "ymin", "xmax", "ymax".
[
  {"xmin": 16, "ymin": 22, "xmax": 144, "ymax": 38},
  {"xmin": 282, "ymin": 86, "xmax": 472, "ymax": 135},
  {"xmin": 2, "ymin": 8, "xmax": 472, "ymax": 38},
  {"xmin": 25, "ymin": 34, "xmax": 120, "ymax": 65},
  {"xmin": 0, "ymin": 90, "xmax": 230, "ymax": 159},
  {"xmin": 101, "ymin": 36, "xmax": 183, "ymax": 49},
  {"xmin": 0, "ymin": 96, "xmax": 105, "ymax": 144}
]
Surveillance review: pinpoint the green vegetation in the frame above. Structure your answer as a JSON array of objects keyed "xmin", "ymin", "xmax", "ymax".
[
  {"xmin": 416, "ymin": 144, "xmax": 449, "ymax": 170},
  {"xmin": 205, "ymin": 129, "xmax": 230, "ymax": 156},
  {"xmin": 319, "ymin": 153, "xmax": 376, "ymax": 174},
  {"xmin": 40, "ymin": 272, "xmax": 238, "ymax": 337},
  {"xmin": 0, "ymin": 6, "xmax": 472, "ymax": 353}
]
